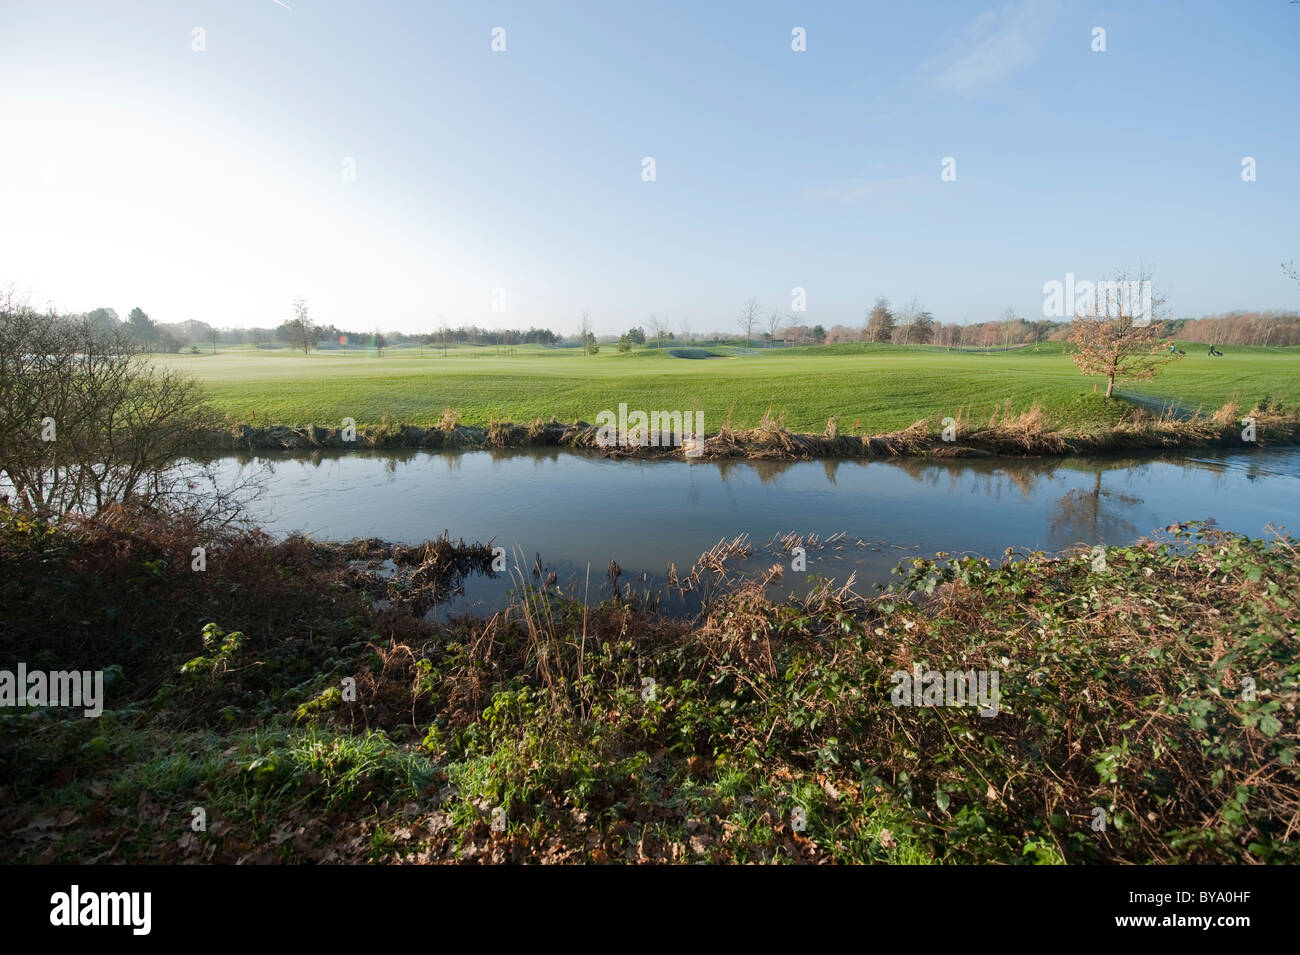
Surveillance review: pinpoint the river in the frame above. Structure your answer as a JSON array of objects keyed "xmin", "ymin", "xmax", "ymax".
[{"xmin": 211, "ymin": 446, "xmax": 1300, "ymax": 616}]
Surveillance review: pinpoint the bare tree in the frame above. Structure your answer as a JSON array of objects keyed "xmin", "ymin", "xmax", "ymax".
[
  {"xmin": 766, "ymin": 308, "xmax": 785, "ymax": 347},
  {"xmin": 894, "ymin": 297, "xmax": 921, "ymax": 345},
  {"xmin": 0, "ymin": 290, "xmax": 228, "ymax": 516},
  {"xmin": 737, "ymin": 298, "xmax": 760, "ymax": 348},
  {"xmin": 290, "ymin": 298, "xmax": 316, "ymax": 354},
  {"xmin": 579, "ymin": 311, "xmax": 598, "ymax": 355},
  {"xmin": 1001, "ymin": 307, "xmax": 1019, "ymax": 352},
  {"xmin": 646, "ymin": 314, "xmax": 667, "ymax": 349}
]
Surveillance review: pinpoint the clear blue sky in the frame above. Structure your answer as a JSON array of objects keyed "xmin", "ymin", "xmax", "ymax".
[{"xmin": 2, "ymin": 0, "xmax": 1297, "ymax": 336}]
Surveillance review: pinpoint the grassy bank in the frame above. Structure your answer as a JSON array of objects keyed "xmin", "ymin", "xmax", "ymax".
[
  {"xmin": 2, "ymin": 505, "xmax": 1296, "ymax": 864},
  {"xmin": 157, "ymin": 341, "xmax": 1300, "ymax": 438},
  {"xmin": 206, "ymin": 396, "xmax": 1300, "ymax": 460}
]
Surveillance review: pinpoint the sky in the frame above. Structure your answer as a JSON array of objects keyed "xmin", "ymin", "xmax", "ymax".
[{"xmin": 1, "ymin": 0, "xmax": 1298, "ymax": 337}]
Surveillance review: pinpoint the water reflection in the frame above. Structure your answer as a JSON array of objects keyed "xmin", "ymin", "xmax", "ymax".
[
  {"xmin": 208, "ymin": 446, "xmax": 1300, "ymax": 615},
  {"xmin": 1048, "ymin": 470, "xmax": 1142, "ymax": 546}
]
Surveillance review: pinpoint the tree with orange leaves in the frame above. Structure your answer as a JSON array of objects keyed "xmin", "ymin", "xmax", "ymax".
[{"xmin": 1067, "ymin": 269, "xmax": 1176, "ymax": 399}]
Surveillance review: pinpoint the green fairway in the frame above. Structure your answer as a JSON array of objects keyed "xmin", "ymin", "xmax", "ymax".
[{"xmin": 156, "ymin": 340, "xmax": 1300, "ymax": 434}]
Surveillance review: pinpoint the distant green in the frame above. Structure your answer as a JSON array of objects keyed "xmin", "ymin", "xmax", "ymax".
[{"xmin": 155, "ymin": 340, "xmax": 1300, "ymax": 434}]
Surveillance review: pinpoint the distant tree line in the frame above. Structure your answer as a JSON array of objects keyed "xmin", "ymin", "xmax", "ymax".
[
  {"xmin": 723, "ymin": 295, "xmax": 1300, "ymax": 351},
  {"xmin": 64, "ymin": 298, "xmax": 1300, "ymax": 357},
  {"xmin": 719, "ymin": 296, "xmax": 1060, "ymax": 351},
  {"xmin": 68, "ymin": 306, "xmax": 567, "ymax": 354},
  {"xmin": 1166, "ymin": 311, "xmax": 1300, "ymax": 347}
]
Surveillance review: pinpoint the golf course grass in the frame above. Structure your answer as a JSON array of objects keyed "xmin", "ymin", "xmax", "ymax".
[{"xmin": 157, "ymin": 340, "xmax": 1300, "ymax": 436}]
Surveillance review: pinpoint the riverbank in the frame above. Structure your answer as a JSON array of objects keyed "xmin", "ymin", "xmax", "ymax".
[
  {"xmin": 200, "ymin": 399, "xmax": 1300, "ymax": 460},
  {"xmin": 2, "ymin": 503, "xmax": 1295, "ymax": 864}
]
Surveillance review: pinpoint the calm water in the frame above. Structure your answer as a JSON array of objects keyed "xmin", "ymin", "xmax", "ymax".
[{"xmin": 212, "ymin": 447, "xmax": 1300, "ymax": 615}]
